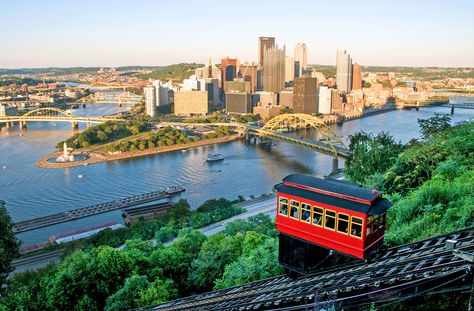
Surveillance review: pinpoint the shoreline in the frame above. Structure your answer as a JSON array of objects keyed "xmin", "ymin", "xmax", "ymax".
[{"xmin": 36, "ymin": 133, "xmax": 244, "ymax": 169}]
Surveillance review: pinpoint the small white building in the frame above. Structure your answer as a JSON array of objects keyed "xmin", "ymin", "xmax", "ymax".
[{"xmin": 318, "ymin": 86, "xmax": 332, "ymax": 114}]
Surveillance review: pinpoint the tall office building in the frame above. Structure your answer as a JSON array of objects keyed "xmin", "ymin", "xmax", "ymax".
[
  {"xmin": 331, "ymin": 89, "xmax": 343, "ymax": 113},
  {"xmin": 221, "ymin": 57, "xmax": 238, "ymax": 83},
  {"xmin": 293, "ymin": 77, "xmax": 318, "ymax": 115},
  {"xmin": 285, "ymin": 56, "xmax": 295, "ymax": 83},
  {"xmin": 294, "ymin": 43, "xmax": 308, "ymax": 77},
  {"xmin": 144, "ymin": 86, "xmax": 156, "ymax": 117},
  {"xmin": 258, "ymin": 36, "xmax": 275, "ymax": 68},
  {"xmin": 336, "ymin": 50, "xmax": 352, "ymax": 93},
  {"xmin": 152, "ymin": 80, "xmax": 171, "ymax": 107},
  {"xmin": 294, "ymin": 61, "xmax": 300, "ymax": 79},
  {"xmin": 352, "ymin": 63, "xmax": 362, "ymax": 90},
  {"xmin": 263, "ymin": 45, "xmax": 286, "ymax": 93},
  {"xmin": 225, "ymin": 65, "xmax": 235, "ymax": 82},
  {"xmin": 238, "ymin": 62, "xmax": 258, "ymax": 93},
  {"xmin": 195, "ymin": 58, "xmax": 221, "ymax": 81}
]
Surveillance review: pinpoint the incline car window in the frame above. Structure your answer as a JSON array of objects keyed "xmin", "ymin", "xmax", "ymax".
[
  {"xmin": 312, "ymin": 206, "xmax": 323, "ymax": 226},
  {"xmin": 300, "ymin": 203, "xmax": 311, "ymax": 223},
  {"xmin": 290, "ymin": 200, "xmax": 300, "ymax": 219},
  {"xmin": 279, "ymin": 197, "xmax": 288, "ymax": 216},
  {"xmin": 351, "ymin": 216, "xmax": 363, "ymax": 238},
  {"xmin": 337, "ymin": 213, "xmax": 349, "ymax": 234},
  {"xmin": 325, "ymin": 210, "xmax": 336, "ymax": 230}
]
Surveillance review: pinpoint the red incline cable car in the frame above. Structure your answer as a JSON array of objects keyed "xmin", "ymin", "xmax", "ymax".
[{"xmin": 274, "ymin": 174, "xmax": 392, "ymax": 275}]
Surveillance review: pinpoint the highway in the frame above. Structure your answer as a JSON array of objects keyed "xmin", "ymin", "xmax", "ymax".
[{"xmin": 11, "ymin": 195, "xmax": 277, "ymax": 275}]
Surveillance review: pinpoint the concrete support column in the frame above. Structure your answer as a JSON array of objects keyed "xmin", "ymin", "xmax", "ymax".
[
  {"xmin": 72, "ymin": 121, "xmax": 79, "ymax": 129},
  {"xmin": 332, "ymin": 158, "xmax": 339, "ymax": 175}
]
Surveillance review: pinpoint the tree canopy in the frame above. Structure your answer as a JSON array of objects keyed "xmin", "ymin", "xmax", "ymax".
[{"xmin": 0, "ymin": 201, "xmax": 20, "ymax": 291}]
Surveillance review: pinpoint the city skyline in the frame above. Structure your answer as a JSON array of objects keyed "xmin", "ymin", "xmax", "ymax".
[{"xmin": 1, "ymin": 0, "xmax": 474, "ymax": 68}]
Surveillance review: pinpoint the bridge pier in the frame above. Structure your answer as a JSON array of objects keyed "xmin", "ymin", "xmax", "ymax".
[
  {"xmin": 19, "ymin": 121, "xmax": 27, "ymax": 129},
  {"xmin": 451, "ymin": 104, "xmax": 454, "ymax": 115},
  {"xmin": 332, "ymin": 158, "xmax": 339, "ymax": 175},
  {"xmin": 71, "ymin": 121, "xmax": 79, "ymax": 129}
]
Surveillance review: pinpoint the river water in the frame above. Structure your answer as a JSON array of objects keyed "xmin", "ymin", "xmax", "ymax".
[{"xmin": 1, "ymin": 99, "xmax": 473, "ymax": 246}]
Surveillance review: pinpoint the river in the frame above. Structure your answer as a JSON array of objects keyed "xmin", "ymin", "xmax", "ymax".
[{"xmin": 1, "ymin": 99, "xmax": 473, "ymax": 246}]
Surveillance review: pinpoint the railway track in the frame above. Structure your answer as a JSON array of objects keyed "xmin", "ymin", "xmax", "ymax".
[{"xmin": 143, "ymin": 227, "xmax": 474, "ymax": 310}]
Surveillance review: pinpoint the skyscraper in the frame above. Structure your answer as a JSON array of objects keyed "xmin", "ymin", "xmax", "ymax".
[
  {"xmin": 258, "ymin": 36, "xmax": 275, "ymax": 68},
  {"xmin": 294, "ymin": 43, "xmax": 308, "ymax": 77},
  {"xmin": 152, "ymin": 80, "xmax": 170, "ymax": 107},
  {"xmin": 352, "ymin": 63, "xmax": 362, "ymax": 90},
  {"xmin": 285, "ymin": 56, "xmax": 295, "ymax": 83},
  {"xmin": 263, "ymin": 45, "xmax": 286, "ymax": 93},
  {"xmin": 293, "ymin": 77, "xmax": 318, "ymax": 115},
  {"xmin": 331, "ymin": 89, "xmax": 342, "ymax": 113},
  {"xmin": 144, "ymin": 86, "xmax": 156, "ymax": 117},
  {"xmin": 238, "ymin": 62, "xmax": 258, "ymax": 93},
  {"xmin": 221, "ymin": 57, "xmax": 238, "ymax": 83},
  {"xmin": 336, "ymin": 50, "xmax": 352, "ymax": 93}
]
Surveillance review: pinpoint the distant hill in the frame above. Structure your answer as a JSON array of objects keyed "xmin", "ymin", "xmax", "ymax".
[
  {"xmin": 137, "ymin": 63, "xmax": 203, "ymax": 82},
  {"xmin": 308, "ymin": 64, "xmax": 474, "ymax": 80}
]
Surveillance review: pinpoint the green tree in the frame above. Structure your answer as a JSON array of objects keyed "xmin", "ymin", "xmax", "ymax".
[
  {"xmin": 418, "ymin": 114, "xmax": 451, "ymax": 141},
  {"xmin": 345, "ymin": 131, "xmax": 405, "ymax": 186},
  {"xmin": 214, "ymin": 233, "xmax": 282, "ymax": 290},
  {"xmin": 137, "ymin": 278, "xmax": 177, "ymax": 307},
  {"xmin": 0, "ymin": 200, "xmax": 20, "ymax": 290},
  {"xmin": 96, "ymin": 130, "xmax": 108, "ymax": 142},
  {"xmin": 188, "ymin": 233, "xmax": 244, "ymax": 291},
  {"xmin": 104, "ymin": 275, "xmax": 150, "ymax": 311}
]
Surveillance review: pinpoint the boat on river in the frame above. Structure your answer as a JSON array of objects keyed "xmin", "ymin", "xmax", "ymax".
[{"xmin": 206, "ymin": 154, "xmax": 224, "ymax": 162}]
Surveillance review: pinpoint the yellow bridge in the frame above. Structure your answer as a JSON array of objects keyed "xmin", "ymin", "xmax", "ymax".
[
  {"xmin": 162, "ymin": 114, "xmax": 349, "ymax": 171},
  {"xmin": 0, "ymin": 107, "xmax": 126, "ymax": 129}
]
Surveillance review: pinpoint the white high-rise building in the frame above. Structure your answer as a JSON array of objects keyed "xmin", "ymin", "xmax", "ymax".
[
  {"xmin": 182, "ymin": 75, "xmax": 200, "ymax": 91},
  {"xmin": 336, "ymin": 50, "xmax": 352, "ymax": 93},
  {"xmin": 152, "ymin": 80, "xmax": 171, "ymax": 107},
  {"xmin": 318, "ymin": 86, "xmax": 332, "ymax": 114},
  {"xmin": 285, "ymin": 56, "xmax": 295, "ymax": 83},
  {"xmin": 144, "ymin": 86, "xmax": 156, "ymax": 117},
  {"xmin": 294, "ymin": 43, "xmax": 308, "ymax": 77}
]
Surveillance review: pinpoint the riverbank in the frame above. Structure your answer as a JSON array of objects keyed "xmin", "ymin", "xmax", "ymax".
[{"xmin": 36, "ymin": 132, "xmax": 244, "ymax": 169}]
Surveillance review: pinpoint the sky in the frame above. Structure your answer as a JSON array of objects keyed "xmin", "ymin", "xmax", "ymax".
[{"xmin": 1, "ymin": 0, "xmax": 473, "ymax": 68}]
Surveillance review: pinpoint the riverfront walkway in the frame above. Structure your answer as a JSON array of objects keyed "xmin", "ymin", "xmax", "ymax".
[{"xmin": 12, "ymin": 187, "xmax": 185, "ymax": 233}]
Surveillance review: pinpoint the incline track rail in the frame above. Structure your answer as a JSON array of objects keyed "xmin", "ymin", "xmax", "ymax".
[{"xmin": 143, "ymin": 228, "xmax": 474, "ymax": 310}]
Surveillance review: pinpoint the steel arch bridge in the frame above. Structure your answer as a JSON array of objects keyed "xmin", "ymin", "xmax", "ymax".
[
  {"xmin": 249, "ymin": 114, "xmax": 350, "ymax": 160},
  {"xmin": 0, "ymin": 107, "xmax": 125, "ymax": 128}
]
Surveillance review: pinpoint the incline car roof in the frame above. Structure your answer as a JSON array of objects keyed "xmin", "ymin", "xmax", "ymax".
[
  {"xmin": 275, "ymin": 174, "xmax": 392, "ymax": 214},
  {"xmin": 282, "ymin": 174, "xmax": 380, "ymax": 202}
]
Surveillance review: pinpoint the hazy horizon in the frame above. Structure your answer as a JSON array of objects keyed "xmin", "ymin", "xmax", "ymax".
[{"xmin": 1, "ymin": 0, "xmax": 473, "ymax": 68}]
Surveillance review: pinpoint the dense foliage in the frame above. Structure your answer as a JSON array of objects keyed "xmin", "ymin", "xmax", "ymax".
[
  {"xmin": 346, "ymin": 131, "xmax": 405, "ymax": 186},
  {"xmin": 59, "ymin": 121, "xmax": 148, "ymax": 149},
  {"xmin": 0, "ymin": 211, "xmax": 279, "ymax": 310},
  {"xmin": 137, "ymin": 63, "xmax": 203, "ymax": 82},
  {"xmin": 0, "ymin": 201, "xmax": 20, "ymax": 291},
  {"xmin": 346, "ymin": 116, "xmax": 474, "ymax": 244}
]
